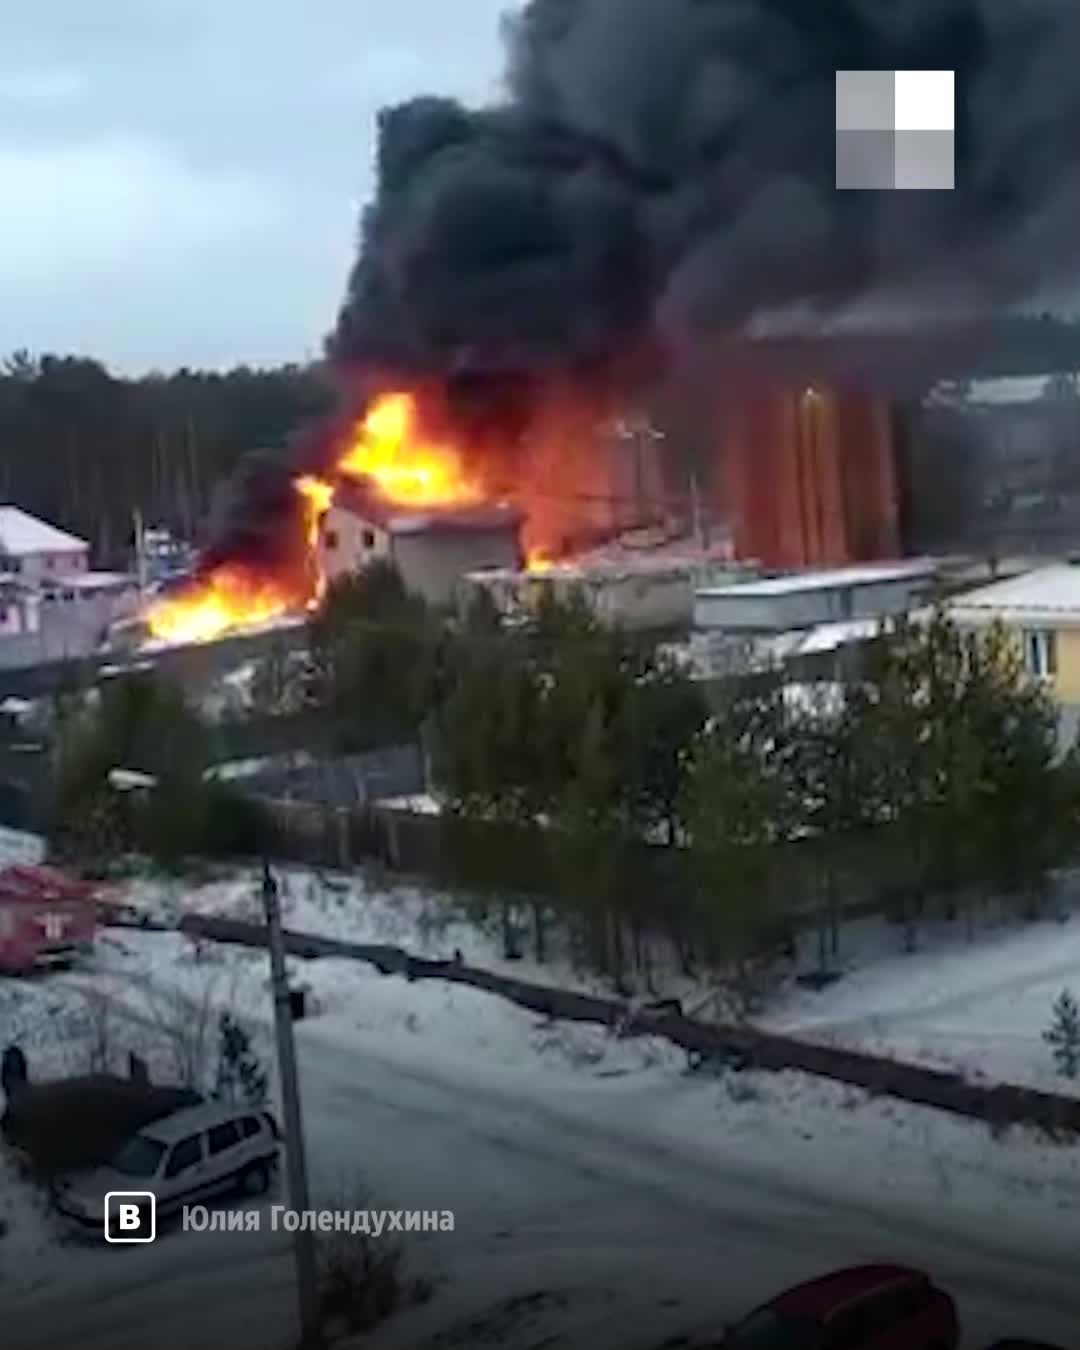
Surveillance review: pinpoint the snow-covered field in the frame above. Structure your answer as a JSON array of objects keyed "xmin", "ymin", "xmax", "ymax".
[
  {"xmin": 765, "ymin": 905, "xmax": 1080, "ymax": 1097},
  {"xmin": 108, "ymin": 857, "xmax": 1080, "ymax": 1096}
]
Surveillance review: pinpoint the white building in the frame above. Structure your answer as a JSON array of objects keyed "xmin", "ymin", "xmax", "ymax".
[
  {"xmin": 318, "ymin": 482, "xmax": 523, "ymax": 608},
  {"xmin": 0, "ymin": 507, "xmax": 88, "ymax": 586},
  {"xmin": 0, "ymin": 509, "xmax": 139, "ymax": 669}
]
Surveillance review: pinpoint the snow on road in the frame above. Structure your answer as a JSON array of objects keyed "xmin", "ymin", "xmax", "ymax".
[{"xmin": 6, "ymin": 1017, "xmax": 1080, "ymax": 1349}]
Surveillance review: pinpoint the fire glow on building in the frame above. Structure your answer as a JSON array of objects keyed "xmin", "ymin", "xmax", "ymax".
[{"xmin": 145, "ymin": 391, "xmax": 501, "ymax": 644}]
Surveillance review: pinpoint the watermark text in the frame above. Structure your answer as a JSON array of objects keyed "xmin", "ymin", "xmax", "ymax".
[{"xmin": 182, "ymin": 1206, "xmax": 455, "ymax": 1235}]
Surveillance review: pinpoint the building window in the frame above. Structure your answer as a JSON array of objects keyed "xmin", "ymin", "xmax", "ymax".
[
  {"xmin": 1023, "ymin": 629, "xmax": 1057, "ymax": 679},
  {"xmin": 362, "ymin": 529, "xmax": 376, "ymax": 550},
  {"xmin": 324, "ymin": 530, "xmax": 338, "ymax": 551}
]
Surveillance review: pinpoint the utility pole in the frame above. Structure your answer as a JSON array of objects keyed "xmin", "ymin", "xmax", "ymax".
[
  {"xmin": 133, "ymin": 508, "xmax": 147, "ymax": 598},
  {"xmin": 261, "ymin": 861, "xmax": 322, "ymax": 1350},
  {"xmin": 689, "ymin": 471, "xmax": 709, "ymax": 552}
]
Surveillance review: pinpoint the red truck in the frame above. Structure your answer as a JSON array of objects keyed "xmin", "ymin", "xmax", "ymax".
[{"xmin": 0, "ymin": 864, "xmax": 98, "ymax": 974}]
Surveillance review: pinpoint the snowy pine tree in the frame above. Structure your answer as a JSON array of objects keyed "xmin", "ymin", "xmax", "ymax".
[
  {"xmin": 213, "ymin": 1012, "xmax": 268, "ymax": 1106},
  {"xmin": 1043, "ymin": 989, "xmax": 1080, "ymax": 1079}
]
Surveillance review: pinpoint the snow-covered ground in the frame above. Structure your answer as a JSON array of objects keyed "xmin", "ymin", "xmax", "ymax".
[
  {"xmin": 109, "ymin": 858, "xmax": 1080, "ymax": 1096},
  {"xmin": 5, "ymin": 855, "xmax": 1080, "ymax": 1345},
  {"xmin": 105, "ymin": 861, "xmax": 629, "ymax": 999},
  {"xmin": 765, "ymin": 905, "xmax": 1080, "ymax": 1097}
]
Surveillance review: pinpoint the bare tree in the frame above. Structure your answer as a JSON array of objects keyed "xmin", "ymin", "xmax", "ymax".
[
  {"xmin": 122, "ymin": 968, "xmax": 230, "ymax": 1092},
  {"xmin": 313, "ymin": 1176, "xmax": 431, "ymax": 1340}
]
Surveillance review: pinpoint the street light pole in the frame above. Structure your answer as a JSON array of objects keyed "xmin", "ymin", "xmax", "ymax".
[{"xmin": 261, "ymin": 861, "xmax": 322, "ymax": 1349}]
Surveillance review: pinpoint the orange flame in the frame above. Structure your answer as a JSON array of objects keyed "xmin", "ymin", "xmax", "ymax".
[
  {"xmin": 143, "ymin": 563, "xmax": 303, "ymax": 646},
  {"xmin": 525, "ymin": 549, "xmax": 556, "ymax": 574},
  {"xmin": 338, "ymin": 392, "xmax": 484, "ymax": 507},
  {"xmin": 144, "ymin": 391, "xmax": 489, "ymax": 645}
]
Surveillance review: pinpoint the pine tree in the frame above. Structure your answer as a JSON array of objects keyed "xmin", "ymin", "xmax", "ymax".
[
  {"xmin": 213, "ymin": 1012, "xmax": 269, "ymax": 1106},
  {"xmin": 1043, "ymin": 989, "xmax": 1080, "ymax": 1079}
]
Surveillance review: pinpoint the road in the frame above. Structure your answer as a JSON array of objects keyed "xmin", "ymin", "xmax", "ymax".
[{"xmin": 5, "ymin": 1027, "xmax": 1079, "ymax": 1350}]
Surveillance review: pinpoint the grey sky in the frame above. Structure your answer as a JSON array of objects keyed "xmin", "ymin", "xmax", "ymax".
[{"xmin": 0, "ymin": 1, "xmax": 508, "ymax": 374}]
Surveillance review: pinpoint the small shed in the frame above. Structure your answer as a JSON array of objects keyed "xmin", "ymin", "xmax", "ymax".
[{"xmin": 0, "ymin": 864, "xmax": 98, "ymax": 974}]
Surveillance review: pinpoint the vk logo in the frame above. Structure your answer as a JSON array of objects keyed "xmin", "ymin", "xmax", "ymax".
[{"xmin": 104, "ymin": 1191, "xmax": 156, "ymax": 1243}]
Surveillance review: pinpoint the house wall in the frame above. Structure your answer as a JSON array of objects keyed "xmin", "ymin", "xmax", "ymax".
[
  {"xmin": 946, "ymin": 613, "xmax": 1080, "ymax": 752},
  {"xmin": 4, "ymin": 549, "xmax": 88, "ymax": 588},
  {"xmin": 318, "ymin": 507, "xmax": 391, "ymax": 585},
  {"xmin": 391, "ymin": 527, "xmax": 521, "ymax": 608}
]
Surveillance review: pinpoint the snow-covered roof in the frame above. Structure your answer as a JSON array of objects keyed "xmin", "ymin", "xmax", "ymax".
[
  {"xmin": 697, "ymin": 559, "xmax": 937, "ymax": 601},
  {"xmin": 759, "ymin": 617, "xmax": 885, "ymax": 661},
  {"xmin": 963, "ymin": 374, "xmax": 1076, "ymax": 406},
  {"xmin": 948, "ymin": 563, "xmax": 1080, "ymax": 625},
  {"xmin": 0, "ymin": 507, "xmax": 87, "ymax": 556}
]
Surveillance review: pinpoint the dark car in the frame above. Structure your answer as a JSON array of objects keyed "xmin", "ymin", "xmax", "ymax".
[{"xmin": 719, "ymin": 1264, "xmax": 959, "ymax": 1349}]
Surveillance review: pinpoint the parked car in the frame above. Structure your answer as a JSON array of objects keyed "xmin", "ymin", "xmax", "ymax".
[
  {"xmin": 53, "ymin": 1101, "xmax": 281, "ymax": 1235},
  {"xmin": 717, "ymin": 1264, "xmax": 959, "ymax": 1349}
]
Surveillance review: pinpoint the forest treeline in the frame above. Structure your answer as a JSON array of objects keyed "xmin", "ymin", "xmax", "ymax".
[
  {"xmin": 7, "ymin": 316, "xmax": 1080, "ymax": 568},
  {"xmin": 0, "ymin": 352, "xmax": 332, "ymax": 566}
]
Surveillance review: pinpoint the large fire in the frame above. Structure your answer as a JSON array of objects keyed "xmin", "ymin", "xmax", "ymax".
[
  {"xmin": 338, "ymin": 393, "xmax": 484, "ymax": 508},
  {"xmin": 144, "ymin": 391, "xmax": 494, "ymax": 645}
]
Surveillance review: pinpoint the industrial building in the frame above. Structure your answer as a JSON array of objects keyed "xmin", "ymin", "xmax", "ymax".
[
  {"xmin": 318, "ymin": 481, "xmax": 523, "ymax": 608},
  {"xmin": 462, "ymin": 531, "xmax": 749, "ymax": 633},
  {"xmin": 682, "ymin": 559, "xmax": 940, "ymax": 683}
]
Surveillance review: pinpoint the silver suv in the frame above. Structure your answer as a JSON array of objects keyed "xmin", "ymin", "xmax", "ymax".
[{"xmin": 54, "ymin": 1101, "xmax": 281, "ymax": 1234}]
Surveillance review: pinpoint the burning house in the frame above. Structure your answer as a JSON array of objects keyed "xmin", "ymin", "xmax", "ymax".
[
  {"xmin": 319, "ymin": 480, "xmax": 523, "ymax": 608},
  {"xmin": 137, "ymin": 1, "xmax": 1080, "ymax": 649}
]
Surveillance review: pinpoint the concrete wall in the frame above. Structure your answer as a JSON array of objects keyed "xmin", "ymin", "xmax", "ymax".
[{"xmin": 391, "ymin": 528, "xmax": 520, "ymax": 608}]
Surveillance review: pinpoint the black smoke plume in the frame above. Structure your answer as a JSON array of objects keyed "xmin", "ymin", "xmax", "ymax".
[
  {"xmin": 187, "ymin": 1, "xmax": 1080, "ymax": 587},
  {"xmin": 332, "ymin": 0, "xmax": 1080, "ymax": 384}
]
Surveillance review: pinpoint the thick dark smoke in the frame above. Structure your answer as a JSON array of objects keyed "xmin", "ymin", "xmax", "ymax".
[
  {"xmin": 197, "ymin": 415, "xmax": 351, "ymax": 578},
  {"xmin": 193, "ymin": 0, "xmax": 1080, "ymax": 583},
  {"xmin": 332, "ymin": 0, "xmax": 1080, "ymax": 382}
]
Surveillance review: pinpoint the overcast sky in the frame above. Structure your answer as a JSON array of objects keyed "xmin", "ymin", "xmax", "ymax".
[{"xmin": 0, "ymin": 1, "xmax": 508, "ymax": 374}]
